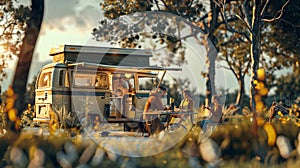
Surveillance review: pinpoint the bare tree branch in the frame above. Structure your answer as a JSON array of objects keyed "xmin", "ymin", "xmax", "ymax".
[
  {"xmin": 218, "ymin": 65, "xmax": 231, "ymax": 70},
  {"xmin": 219, "ymin": 12, "xmax": 251, "ymax": 42},
  {"xmin": 260, "ymin": 0, "xmax": 271, "ymax": 18},
  {"xmin": 242, "ymin": 0, "xmax": 252, "ymax": 28},
  {"xmin": 242, "ymin": 58, "xmax": 251, "ymax": 75},
  {"xmin": 262, "ymin": 0, "xmax": 291, "ymax": 22},
  {"xmin": 154, "ymin": 0, "xmax": 161, "ymax": 11},
  {"xmin": 234, "ymin": 13, "xmax": 252, "ymax": 33},
  {"xmin": 161, "ymin": 0, "xmax": 169, "ymax": 10},
  {"xmin": 214, "ymin": 0, "xmax": 251, "ymax": 41},
  {"xmin": 235, "ymin": 1, "xmax": 252, "ymax": 31},
  {"xmin": 225, "ymin": 53, "xmax": 239, "ymax": 80}
]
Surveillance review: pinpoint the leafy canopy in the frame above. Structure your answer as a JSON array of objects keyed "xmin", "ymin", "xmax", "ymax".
[
  {"xmin": 0, "ymin": 0, "xmax": 30, "ymax": 81},
  {"xmin": 93, "ymin": 0, "xmax": 210, "ymax": 66}
]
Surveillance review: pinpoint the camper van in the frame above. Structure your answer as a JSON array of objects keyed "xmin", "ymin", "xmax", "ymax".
[{"xmin": 34, "ymin": 45, "xmax": 180, "ymax": 129}]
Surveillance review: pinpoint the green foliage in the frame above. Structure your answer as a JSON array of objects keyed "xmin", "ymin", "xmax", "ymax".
[
  {"xmin": 95, "ymin": 0, "xmax": 223, "ymax": 107},
  {"xmin": 20, "ymin": 104, "xmax": 34, "ymax": 127},
  {"xmin": 101, "ymin": 0, "xmax": 152, "ymax": 19},
  {"xmin": 93, "ymin": 12, "xmax": 190, "ymax": 66},
  {"xmin": 0, "ymin": 0, "xmax": 30, "ymax": 81},
  {"xmin": 215, "ymin": 0, "xmax": 298, "ymax": 108},
  {"xmin": 96, "ymin": 0, "xmax": 298, "ymax": 108},
  {"xmin": 0, "ymin": 115, "xmax": 300, "ymax": 167},
  {"xmin": 216, "ymin": 20, "xmax": 251, "ymax": 74},
  {"xmin": 268, "ymin": 0, "xmax": 300, "ymax": 56},
  {"xmin": 94, "ymin": 0, "xmax": 209, "ymax": 67},
  {"xmin": 216, "ymin": 21, "xmax": 250, "ymax": 107},
  {"xmin": 100, "ymin": 0, "xmax": 206, "ymax": 21},
  {"xmin": 275, "ymin": 72, "xmax": 300, "ymax": 102},
  {"xmin": 224, "ymin": 90, "xmax": 251, "ymax": 108}
]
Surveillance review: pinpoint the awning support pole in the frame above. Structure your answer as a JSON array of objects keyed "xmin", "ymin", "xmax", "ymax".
[{"xmin": 157, "ymin": 70, "xmax": 166, "ymax": 89}]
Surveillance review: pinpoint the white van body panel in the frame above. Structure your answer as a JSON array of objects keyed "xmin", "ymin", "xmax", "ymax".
[{"xmin": 34, "ymin": 45, "xmax": 181, "ymax": 125}]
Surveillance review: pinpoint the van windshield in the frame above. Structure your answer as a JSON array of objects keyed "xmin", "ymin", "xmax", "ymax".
[{"xmin": 38, "ymin": 72, "xmax": 52, "ymax": 88}]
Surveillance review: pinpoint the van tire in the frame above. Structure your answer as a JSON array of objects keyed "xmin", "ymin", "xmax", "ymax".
[{"xmin": 124, "ymin": 123, "xmax": 140, "ymax": 131}]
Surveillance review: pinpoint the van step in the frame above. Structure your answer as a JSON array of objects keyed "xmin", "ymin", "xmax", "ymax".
[{"xmin": 106, "ymin": 118, "xmax": 140, "ymax": 123}]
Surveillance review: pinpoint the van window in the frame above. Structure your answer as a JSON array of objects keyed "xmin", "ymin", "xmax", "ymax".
[
  {"xmin": 59, "ymin": 70, "xmax": 64, "ymax": 86},
  {"xmin": 73, "ymin": 74, "xmax": 93, "ymax": 87},
  {"xmin": 38, "ymin": 72, "xmax": 52, "ymax": 88},
  {"xmin": 65, "ymin": 71, "xmax": 70, "ymax": 87},
  {"xmin": 138, "ymin": 76, "xmax": 157, "ymax": 91},
  {"xmin": 95, "ymin": 73, "xmax": 109, "ymax": 89}
]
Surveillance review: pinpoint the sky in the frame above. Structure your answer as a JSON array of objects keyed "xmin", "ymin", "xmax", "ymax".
[
  {"xmin": 4, "ymin": 0, "xmax": 106, "ymax": 89},
  {"xmin": 3, "ymin": 0, "xmax": 251, "ymax": 96}
]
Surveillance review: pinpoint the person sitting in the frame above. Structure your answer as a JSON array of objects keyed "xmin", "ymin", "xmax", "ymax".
[
  {"xmin": 168, "ymin": 89, "xmax": 194, "ymax": 129},
  {"xmin": 178, "ymin": 89, "xmax": 194, "ymax": 112},
  {"xmin": 114, "ymin": 88, "xmax": 124, "ymax": 119},
  {"xmin": 113, "ymin": 74, "xmax": 130, "ymax": 94},
  {"xmin": 201, "ymin": 94, "xmax": 224, "ymax": 131},
  {"xmin": 143, "ymin": 86, "xmax": 167, "ymax": 135},
  {"xmin": 210, "ymin": 94, "xmax": 223, "ymax": 122}
]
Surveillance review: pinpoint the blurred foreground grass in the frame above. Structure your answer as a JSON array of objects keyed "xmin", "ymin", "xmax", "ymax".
[{"xmin": 0, "ymin": 115, "xmax": 300, "ymax": 168}]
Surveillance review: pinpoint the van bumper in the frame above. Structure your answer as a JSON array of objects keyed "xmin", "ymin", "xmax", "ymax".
[{"xmin": 33, "ymin": 118, "xmax": 50, "ymax": 123}]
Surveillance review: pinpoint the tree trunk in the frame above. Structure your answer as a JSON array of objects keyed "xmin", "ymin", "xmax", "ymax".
[
  {"xmin": 204, "ymin": 0, "xmax": 218, "ymax": 109},
  {"xmin": 11, "ymin": 0, "xmax": 44, "ymax": 130},
  {"xmin": 249, "ymin": 0, "xmax": 261, "ymax": 138},
  {"xmin": 205, "ymin": 48, "xmax": 217, "ymax": 106},
  {"xmin": 236, "ymin": 76, "xmax": 245, "ymax": 114}
]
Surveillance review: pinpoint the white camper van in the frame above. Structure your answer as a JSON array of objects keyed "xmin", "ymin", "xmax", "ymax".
[{"xmin": 34, "ymin": 45, "xmax": 180, "ymax": 129}]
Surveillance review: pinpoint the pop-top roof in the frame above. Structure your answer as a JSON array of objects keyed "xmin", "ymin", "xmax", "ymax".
[{"xmin": 49, "ymin": 45, "xmax": 153, "ymax": 66}]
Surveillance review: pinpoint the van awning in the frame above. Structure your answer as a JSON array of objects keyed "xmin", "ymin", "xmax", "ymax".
[{"xmin": 67, "ymin": 62, "xmax": 182, "ymax": 72}]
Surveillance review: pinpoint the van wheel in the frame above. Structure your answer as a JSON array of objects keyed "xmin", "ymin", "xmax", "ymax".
[{"xmin": 124, "ymin": 123, "xmax": 139, "ymax": 131}]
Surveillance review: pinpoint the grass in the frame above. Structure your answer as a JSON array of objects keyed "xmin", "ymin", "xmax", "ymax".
[{"xmin": 0, "ymin": 114, "xmax": 299, "ymax": 167}]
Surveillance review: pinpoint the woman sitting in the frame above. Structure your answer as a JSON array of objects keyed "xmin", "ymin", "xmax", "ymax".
[{"xmin": 168, "ymin": 89, "xmax": 194, "ymax": 129}]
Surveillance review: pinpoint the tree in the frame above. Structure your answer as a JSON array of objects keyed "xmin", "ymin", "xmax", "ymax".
[
  {"xmin": 216, "ymin": 1, "xmax": 298, "ymax": 111},
  {"xmin": 11, "ymin": 0, "xmax": 44, "ymax": 131},
  {"xmin": 260, "ymin": 0, "xmax": 300, "ymax": 90},
  {"xmin": 267, "ymin": 0, "xmax": 300, "ymax": 56},
  {"xmin": 94, "ymin": 0, "xmax": 227, "ymax": 107},
  {"xmin": 214, "ymin": 0, "xmax": 292, "ymax": 137},
  {"xmin": 275, "ymin": 71, "xmax": 300, "ymax": 104},
  {"xmin": 216, "ymin": 22, "xmax": 251, "ymax": 111},
  {"xmin": 0, "ymin": 0, "xmax": 30, "ymax": 81}
]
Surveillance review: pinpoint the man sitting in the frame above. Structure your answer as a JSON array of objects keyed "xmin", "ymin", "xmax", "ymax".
[{"xmin": 143, "ymin": 86, "xmax": 167, "ymax": 135}]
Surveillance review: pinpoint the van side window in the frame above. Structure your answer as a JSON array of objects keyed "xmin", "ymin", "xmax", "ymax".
[
  {"xmin": 59, "ymin": 70, "xmax": 64, "ymax": 86},
  {"xmin": 38, "ymin": 72, "xmax": 52, "ymax": 88},
  {"xmin": 65, "ymin": 71, "xmax": 70, "ymax": 87},
  {"xmin": 73, "ymin": 75, "xmax": 92, "ymax": 87},
  {"xmin": 95, "ymin": 73, "xmax": 109, "ymax": 89}
]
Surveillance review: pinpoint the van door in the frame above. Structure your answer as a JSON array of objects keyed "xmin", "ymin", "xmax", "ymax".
[
  {"xmin": 60, "ymin": 69, "xmax": 71, "ymax": 113},
  {"xmin": 35, "ymin": 69, "xmax": 53, "ymax": 119},
  {"xmin": 70, "ymin": 70, "xmax": 110, "ymax": 124},
  {"xmin": 134, "ymin": 75, "xmax": 158, "ymax": 119}
]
